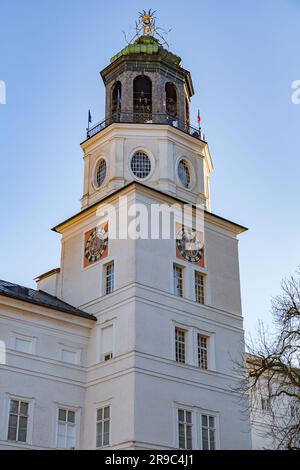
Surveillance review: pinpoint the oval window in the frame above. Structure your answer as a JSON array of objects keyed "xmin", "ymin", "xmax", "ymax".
[
  {"xmin": 178, "ymin": 159, "xmax": 191, "ymax": 188},
  {"xmin": 95, "ymin": 159, "xmax": 107, "ymax": 187},
  {"xmin": 130, "ymin": 151, "xmax": 151, "ymax": 179}
]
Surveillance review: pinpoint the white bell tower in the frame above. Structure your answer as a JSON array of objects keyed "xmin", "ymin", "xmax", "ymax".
[{"xmin": 38, "ymin": 11, "xmax": 251, "ymax": 450}]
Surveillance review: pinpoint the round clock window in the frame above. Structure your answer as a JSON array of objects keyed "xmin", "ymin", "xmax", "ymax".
[
  {"xmin": 95, "ymin": 159, "xmax": 107, "ymax": 188},
  {"xmin": 131, "ymin": 151, "xmax": 151, "ymax": 179},
  {"xmin": 178, "ymin": 159, "xmax": 191, "ymax": 188}
]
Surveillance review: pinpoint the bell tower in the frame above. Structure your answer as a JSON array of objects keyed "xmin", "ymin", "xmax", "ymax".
[
  {"xmin": 80, "ymin": 11, "xmax": 212, "ymax": 212},
  {"xmin": 46, "ymin": 11, "xmax": 251, "ymax": 450}
]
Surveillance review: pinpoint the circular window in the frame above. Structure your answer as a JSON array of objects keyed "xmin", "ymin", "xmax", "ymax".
[
  {"xmin": 130, "ymin": 151, "xmax": 151, "ymax": 179},
  {"xmin": 95, "ymin": 159, "xmax": 107, "ymax": 187},
  {"xmin": 178, "ymin": 159, "xmax": 191, "ymax": 188}
]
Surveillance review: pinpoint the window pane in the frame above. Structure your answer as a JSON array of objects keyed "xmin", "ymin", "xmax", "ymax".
[
  {"xmin": 18, "ymin": 426, "xmax": 27, "ymax": 443},
  {"xmin": 66, "ymin": 425, "xmax": 75, "ymax": 449},
  {"xmin": 67, "ymin": 411, "xmax": 75, "ymax": 424},
  {"xmin": 202, "ymin": 415, "xmax": 208, "ymax": 427},
  {"xmin": 202, "ymin": 428, "xmax": 209, "ymax": 450},
  {"xmin": 10, "ymin": 400, "xmax": 19, "ymax": 414},
  {"xmin": 209, "ymin": 429, "xmax": 216, "ymax": 450},
  {"xmin": 178, "ymin": 423, "xmax": 185, "ymax": 449},
  {"xmin": 20, "ymin": 402, "xmax": 28, "ymax": 416},
  {"xmin": 186, "ymin": 411, "xmax": 192, "ymax": 423},
  {"xmin": 59, "ymin": 409, "xmax": 66, "ymax": 422},
  {"xmin": 186, "ymin": 425, "xmax": 192, "ymax": 449},
  {"xmin": 97, "ymin": 408, "xmax": 103, "ymax": 422},
  {"xmin": 209, "ymin": 416, "xmax": 215, "ymax": 428},
  {"xmin": 8, "ymin": 414, "xmax": 18, "ymax": 429},
  {"xmin": 18, "ymin": 415, "xmax": 28, "ymax": 443},
  {"xmin": 103, "ymin": 420, "xmax": 110, "ymax": 446},
  {"xmin": 96, "ymin": 422, "xmax": 103, "ymax": 447},
  {"xmin": 178, "ymin": 409, "xmax": 184, "ymax": 422},
  {"xmin": 7, "ymin": 424, "xmax": 17, "ymax": 441},
  {"xmin": 18, "ymin": 416, "xmax": 27, "ymax": 430},
  {"xmin": 57, "ymin": 423, "xmax": 66, "ymax": 448},
  {"xmin": 104, "ymin": 406, "xmax": 110, "ymax": 420}
]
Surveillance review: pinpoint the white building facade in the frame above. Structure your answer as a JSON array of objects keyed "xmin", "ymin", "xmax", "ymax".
[{"xmin": 0, "ymin": 21, "xmax": 252, "ymax": 450}]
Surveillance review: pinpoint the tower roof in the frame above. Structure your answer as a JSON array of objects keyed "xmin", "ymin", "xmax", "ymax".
[{"xmin": 110, "ymin": 35, "xmax": 182, "ymax": 67}]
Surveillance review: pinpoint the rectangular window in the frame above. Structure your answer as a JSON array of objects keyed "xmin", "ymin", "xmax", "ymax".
[
  {"xmin": 105, "ymin": 262, "xmax": 114, "ymax": 295},
  {"xmin": 173, "ymin": 265, "xmax": 183, "ymax": 297},
  {"xmin": 201, "ymin": 414, "xmax": 216, "ymax": 450},
  {"xmin": 15, "ymin": 337, "xmax": 32, "ymax": 354},
  {"xmin": 175, "ymin": 327, "xmax": 186, "ymax": 364},
  {"xmin": 198, "ymin": 335, "xmax": 208, "ymax": 370},
  {"xmin": 178, "ymin": 409, "xmax": 192, "ymax": 449},
  {"xmin": 101, "ymin": 325, "xmax": 113, "ymax": 362},
  {"xmin": 7, "ymin": 400, "xmax": 29, "ymax": 443},
  {"xmin": 195, "ymin": 272, "xmax": 205, "ymax": 304},
  {"xmin": 61, "ymin": 349, "xmax": 78, "ymax": 365},
  {"xmin": 261, "ymin": 397, "xmax": 272, "ymax": 412},
  {"xmin": 96, "ymin": 406, "xmax": 110, "ymax": 448},
  {"xmin": 57, "ymin": 408, "xmax": 76, "ymax": 449}
]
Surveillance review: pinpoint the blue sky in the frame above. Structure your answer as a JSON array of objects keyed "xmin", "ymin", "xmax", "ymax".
[{"xmin": 0, "ymin": 0, "xmax": 299, "ymax": 338}]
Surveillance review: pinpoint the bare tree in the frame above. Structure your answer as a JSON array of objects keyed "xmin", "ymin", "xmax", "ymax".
[{"xmin": 237, "ymin": 270, "xmax": 300, "ymax": 449}]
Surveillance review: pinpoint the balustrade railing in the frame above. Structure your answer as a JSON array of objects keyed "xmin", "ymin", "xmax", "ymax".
[{"xmin": 86, "ymin": 112, "xmax": 205, "ymax": 141}]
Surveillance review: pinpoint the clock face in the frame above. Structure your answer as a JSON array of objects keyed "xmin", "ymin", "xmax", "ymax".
[
  {"xmin": 84, "ymin": 226, "xmax": 108, "ymax": 265},
  {"xmin": 176, "ymin": 228, "xmax": 204, "ymax": 263}
]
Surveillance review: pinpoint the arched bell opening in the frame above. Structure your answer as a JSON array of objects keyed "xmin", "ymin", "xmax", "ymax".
[
  {"xmin": 111, "ymin": 81, "xmax": 122, "ymax": 121},
  {"xmin": 165, "ymin": 82, "xmax": 178, "ymax": 119},
  {"xmin": 133, "ymin": 76, "xmax": 152, "ymax": 123}
]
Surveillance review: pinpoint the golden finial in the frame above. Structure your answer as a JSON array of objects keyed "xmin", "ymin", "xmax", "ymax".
[
  {"xmin": 123, "ymin": 9, "xmax": 172, "ymax": 47},
  {"xmin": 139, "ymin": 9, "xmax": 156, "ymax": 36}
]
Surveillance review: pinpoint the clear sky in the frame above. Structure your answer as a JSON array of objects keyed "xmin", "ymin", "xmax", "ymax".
[{"xmin": 0, "ymin": 0, "xmax": 299, "ymax": 339}]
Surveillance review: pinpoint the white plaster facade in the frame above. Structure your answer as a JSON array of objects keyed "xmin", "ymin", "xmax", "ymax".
[{"xmin": 0, "ymin": 35, "xmax": 253, "ymax": 450}]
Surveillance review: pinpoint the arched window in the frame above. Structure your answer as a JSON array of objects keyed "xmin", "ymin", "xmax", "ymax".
[
  {"xmin": 111, "ymin": 81, "xmax": 122, "ymax": 119},
  {"xmin": 165, "ymin": 82, "xmax": 178, "ymax": 118},
  {"xmin": 133, "ymin": 76, "xmax": 152, "ymax": 122}
]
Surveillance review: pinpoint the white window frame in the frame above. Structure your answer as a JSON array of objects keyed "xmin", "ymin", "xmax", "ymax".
[
  {"xmin": 97, "ymin": 321, "xmax": 115, "ymax": 363},
  {"xmin": 95, "ymin": 404, "xmax": 111, "ymax": 448},
  {"xmin": 172, "ymin": 322, "xmax": 215, "ymax": 370},
  {"xmin": 177, "ymin": 407, "xmax": 193, "ymax": 449},
  {"xmin": 9, "ymin": 332, "xmax": 37, "ymax": 355},
  {"xmin": 197, "ymin": 334, "xmax": 209, "ymax": 370},
  {"xmin": 195, "ymin": 271, "xmax": 205, "ymax": 304},
  {"xmin": 200, "ymin": 413, "xmax": 218, "ymax": 450},
  {"xmin": 173, "ymin": 263, "xmax": 184, "ymax": 297},
  {"xmin": 58, "ymin": 344, "xmax": 82, "ymax": 365},
  {"xmin": 174, "ymin": 404, "xmax": 220, "ymax": 450},
  {"xmin": 104, "ymin": 261, "xmax": 115, "ymax": 295},
  {"xmin": 56, "ymin": 407, "xmax": 77, "ymax": 449},
  {"xmin": 4, "ymin": 394, "xmax": 34, "ymax": 445},
  {"xmin": 175, "ymin": 327, "xmax": 186, "ymax": 364}
]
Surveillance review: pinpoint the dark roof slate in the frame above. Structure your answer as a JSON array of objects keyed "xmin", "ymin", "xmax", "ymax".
[{"xmin": 0, "ymin": 280, "xmax": 97, "ymax": 321}]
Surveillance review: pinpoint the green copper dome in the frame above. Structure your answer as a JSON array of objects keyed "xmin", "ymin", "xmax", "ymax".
[{"xmin": 110, "ymin": 36, "xmax": 182, "ymax": 66}]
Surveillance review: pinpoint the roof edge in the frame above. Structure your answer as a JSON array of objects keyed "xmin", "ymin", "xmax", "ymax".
[{"xmin": 52, "ymin": 181, "xmax": 248, "ymax": 235}]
